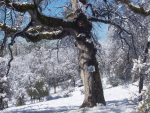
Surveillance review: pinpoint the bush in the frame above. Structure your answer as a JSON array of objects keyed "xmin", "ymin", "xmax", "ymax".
[
  {"xmin": 63, "ymin": 90, "xmax": 74, "ymax": 98},
  {"xmin": 135, "ymin": 86, "xmax": 150, "ymax": 113},
  {"xmin": 15, "ymin": 88, "xmax": 27, "ymax": 107},
  {"xmin": 80, "ymin": 89, "xmax": 84, "ymax": 95},
  {"xmin": 16, "ymin": 100, "xmax": 26, "ymax": 107},
  {"xmin": 27, "ymin": 87, "xmax": 39, "ymax": 100},
  {"xmin": 46, "ymin": 95, "xmax": 53, "ymax": 101},
  {"xmin": 27, "ymin": 80, "xmax": 49, "ymax": 102},
  {"xmin": 63, "ymin": 93, "xmax": 70, "ymax": 98},
  {"xmin": 16, "ymin": 96, "xmax": 26, "ymax": 107},
  {"xmin": 107, "ymin": 76, "xmax": 122, "ymax": 87}
]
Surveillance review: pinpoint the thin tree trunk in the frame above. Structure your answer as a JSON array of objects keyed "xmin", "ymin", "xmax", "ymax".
[
  {"xmin": 0, "ymin": 35, "xmax": 6, "ymax": 109},
  {"xmin": 0, "ymin": 87, "xmax": 4, "ymax": 110},
  {"xmin": 73, "ymin": 77, "xmax": 76, "ymax": 87},
  {"xmin": 138, "ymin": 42, "xmax": 150, "ymax": 101},
  {"xmin": 0, "ymin": 34, "xmax": 7, "ymax": 57},
  {"xmin": 138, "ymin": 73, "xmax": 143, "ymax": 101},
  {"xmin": 54, "ymin": 82, "xmax": 56, "ymax": 94},
  {"xmin": 0, "ymin": 50, "xmax": 2, "ymax": 57}
]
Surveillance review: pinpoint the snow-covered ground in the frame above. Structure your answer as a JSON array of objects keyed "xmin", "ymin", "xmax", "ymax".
[{"xmin": 2, "ymin": 80, "xmax": 142, "ymax": 113}]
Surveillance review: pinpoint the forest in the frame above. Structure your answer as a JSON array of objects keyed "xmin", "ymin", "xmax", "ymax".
[{"xmin": 0, "ymin": 0, "xmax": 150, "ymax": 112}]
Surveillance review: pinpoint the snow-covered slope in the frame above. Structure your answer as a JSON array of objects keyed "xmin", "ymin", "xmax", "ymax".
[{"xmin": 2, "ymin": 81, "xmax": 141, "ymax": 113}]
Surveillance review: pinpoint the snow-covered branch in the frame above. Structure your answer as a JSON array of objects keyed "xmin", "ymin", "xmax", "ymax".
[
  {"xmin": 1, "ymin": 0, "xmax": 77, "ymax": 28},
  {"xmin": 117, "ymin": 0, "xmax": 150, "ymax": 17},
  {"xmin": 21, "ymin": 30, "xmax": 70, "ymax": 43}
]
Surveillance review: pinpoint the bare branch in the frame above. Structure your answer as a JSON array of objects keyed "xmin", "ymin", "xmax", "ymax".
[
  {"xmin": 33, "ymin": 0, "xmax": 43, "ymax": 6},
  {"xmin": 86, "ymin": 3, "xmax": 96, "ymax": 16},
  {"xmin": 6, "ymin": 43, "xmax": 13, "ymax": 77},
  {"xmin": 88, "ymin": 17, "xmax": 138, "ymax": 57},
  {"xmin": 0, "ymin": 7, "xmax": 7, "ymax": 57},
  {"xmin": 6, "ymin": 20, "xmax": 33, "ymax": 77}
]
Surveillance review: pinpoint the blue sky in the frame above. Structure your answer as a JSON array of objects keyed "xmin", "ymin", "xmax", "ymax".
[{"xmin": 44, "ymin": 0, "xmax": 108, "ymax": 41}]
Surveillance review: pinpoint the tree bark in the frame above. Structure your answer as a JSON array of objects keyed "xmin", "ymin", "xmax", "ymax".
[
  {"xmin": 0, "ymin": 35, "xmax": 7, "ymax": 57},
  {"xmin": 0, "ymin": 49, "xmax": 2, "ymax": 57},
  {"xmin": 138, "ymin": 42, "xmax": 150, "ymax": 101},
  {"xmin": 76, "ymin": 38, "xmax": 106, "ymax": 107},
  {"xmin": 0, "ymin": 35, "xmax": 7, "ymax": 109},
  {"xmin": 69, "ymin": 0, "xmax": 106, "ymax": 107},
  {"xmin": 0, "ymin": 87, "xmax": 4, "ymax": 110},
  {"xmin": 53, "ymin": 82, "xmax": 57, "ymax": 94},
  {"xmin": 138, "ymin": 73, "xmax": 143, "ymax": 101}
]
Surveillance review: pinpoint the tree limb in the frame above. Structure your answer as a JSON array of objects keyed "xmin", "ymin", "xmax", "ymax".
[
  {"xmin": 2, "ymin": 0, "xmax": 77, "ymax": 28},
  {"xmin": 0, "ymin": 23, "xmax": 17, "ymax": 37},
  {"xmin": 116, "ymin": 0, "xmax": 150, "ymax": 17},
  {"xmin": 6, "ymin": 20, "xmax": 33, "ymax": 77},
  {"xmin": 0, "ymin": 22, "xmax": 71, "ymax": 43},
  {"xmin": 21, "ymin": 30, "xmax": 70, "ymax": 43}
]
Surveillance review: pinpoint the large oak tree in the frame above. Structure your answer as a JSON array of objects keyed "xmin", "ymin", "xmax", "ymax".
[{"xmin": 0, "ymin": 0, "xmax": 150, "ymax": 109}]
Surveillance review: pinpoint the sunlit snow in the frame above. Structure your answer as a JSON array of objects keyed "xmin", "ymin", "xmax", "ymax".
[{"xmin": 2, "ymin": 80, "xmax": 141, "ymax": 113}]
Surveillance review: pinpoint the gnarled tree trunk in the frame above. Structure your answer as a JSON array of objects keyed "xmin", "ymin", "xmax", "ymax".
[
  {"xmin": 76, "ymin": 37, "xmax": 106, "ymax": 107},
  {"xmin": 70, "ymin": 0, "xmax": 106, "ymax": 107}
]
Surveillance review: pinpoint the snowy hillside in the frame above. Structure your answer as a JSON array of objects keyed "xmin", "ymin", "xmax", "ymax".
[{"xmin": 2, "ymin": 80, "xmax": 142, "ymax": 113}]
